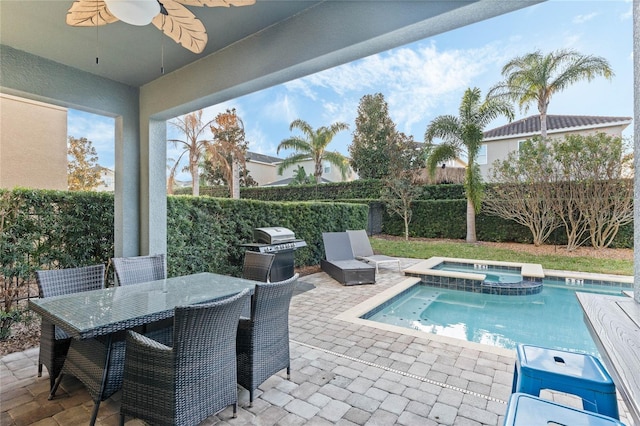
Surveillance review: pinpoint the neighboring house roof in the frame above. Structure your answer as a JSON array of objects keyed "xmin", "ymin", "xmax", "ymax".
[
  {"xmin": 483, "ymin": 114, "xmax": 632, "ymax": 141},
  {"xmin": 263, "ymin": 177, "xmax": 332, "ymax": 187},
  {"xmin": 246, "ymin": 151, "xmax": 282, "ymax": 165}
]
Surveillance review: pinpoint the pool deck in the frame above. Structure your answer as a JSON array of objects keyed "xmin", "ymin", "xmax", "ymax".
[{"xmin": 1, "ymin": 258, "xmax": 635, "ymax": 425}]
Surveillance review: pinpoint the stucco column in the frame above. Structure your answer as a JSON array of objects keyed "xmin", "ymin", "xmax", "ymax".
[
  {"xmin": 139, "ymin": 117, "xmax": 167, "ymax": 256},
  {"xmin": 633, "ymin": 0, "xmax": 639, "ymax": 303}
]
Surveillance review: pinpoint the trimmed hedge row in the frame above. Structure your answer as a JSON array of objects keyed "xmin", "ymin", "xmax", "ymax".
[
  {"xmin": 166, "ymin": 196, "xmax": 368, "ymax": 277},
  {"xmin": 177, "ymin": 180, "xmax": 466, "ymax": 201},
  {"xmin": 1, "ymin": 189, "xmax": 367, "ymax": 281},
  {"xmin": 380, "ymin": 199, "xmax": 632, "ymax": 248}
]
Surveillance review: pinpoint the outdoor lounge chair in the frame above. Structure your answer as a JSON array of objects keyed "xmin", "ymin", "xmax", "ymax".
[
  {"xmin": 320, "ymin": 232, "xmax": 375, "ymax": 285},
  {"xmin": 35, "ymin": 264, "xmax": 106, "ymax": 390},
  {"xmin": 119, "ymin": 289, "xmax": 250, "ymax": 426},
  {"xmin": 236, "ymin": 273, "xmax": 298, "ymax": 406},
  {"xmin": 112, "ymin": 253, "xmax": 167, "ymax": 286},
  {"xmin": 347, "ymin": 230, "xmax": 401, "ymax": 273}
]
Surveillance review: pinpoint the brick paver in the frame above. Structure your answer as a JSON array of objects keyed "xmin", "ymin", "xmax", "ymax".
[{"xmin": 1, "ymin": 259, "xmax": 635, "ymax": 425}]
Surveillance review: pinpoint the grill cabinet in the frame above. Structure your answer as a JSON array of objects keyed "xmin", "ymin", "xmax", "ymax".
[{"xmin": 242, "ymin": 227, "xmax": 307, "ymax": 281}]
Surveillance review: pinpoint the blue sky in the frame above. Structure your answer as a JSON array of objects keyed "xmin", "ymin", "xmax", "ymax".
[{"xmin": 68, "ymin": 0, "xmax": 634, "ymax": 179}]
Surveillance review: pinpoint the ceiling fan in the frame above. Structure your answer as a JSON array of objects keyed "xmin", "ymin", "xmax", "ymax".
[{"xmin": 66, "ymin": 0, "xmax": 256, "ymax": 54}]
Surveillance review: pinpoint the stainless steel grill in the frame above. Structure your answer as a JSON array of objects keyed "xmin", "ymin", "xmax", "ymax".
[{"xmin": 242, "ymin": 227, "xmax": 307, "ymax": 281}]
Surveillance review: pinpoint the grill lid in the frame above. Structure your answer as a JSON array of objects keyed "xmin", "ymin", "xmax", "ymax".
[{"xmin": 253, "ymin": 227, "xmax": 295, "ymax": 244}]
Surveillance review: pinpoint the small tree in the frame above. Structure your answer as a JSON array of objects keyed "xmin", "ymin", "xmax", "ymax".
[
  {"xmin": 552, "ymin": 133, "xmax": 633, "ymax": 250},
  {"xmin": 208, "ymin": 108, "xmax": 248, "ymax": 199},
  {"xmin": 380, "ymin": 133, "xmax": 423, "ymax": 240},
  {"xmin": 349, "ymin": 93, "xmax": 398, "ymax": 179},
  {"xmin": 67, "ymin": 136, "xmax": 101, "ymax": 191},
  {"xmin": 484, "ymin": 137, "xmax": 560, "ymax": 246},
  {"xmin": 289, "ymin": 166, "xmax": 314, "ymax": 185}
]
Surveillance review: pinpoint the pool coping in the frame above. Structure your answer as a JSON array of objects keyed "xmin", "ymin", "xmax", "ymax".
[{"xmin": 403, "ymin": 256, "xmax": 545, "ymax": 280}]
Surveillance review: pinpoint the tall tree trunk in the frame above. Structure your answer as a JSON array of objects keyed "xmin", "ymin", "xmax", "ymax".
[
  {"xmin": 539, "ymin": 103, "xmax": 548, "ymax": 139},
  {"xmin": 315, "ymin": 160, "xmax": 323, "ymax": 184},
  {"xmin": 466, "ymin": 197, "xmax": 477, "ymax": 243},
  {"xmin": 231, "ymin": 156, "xmax": 240, "ymax": 199},
  {"xmin": 191, "ymin": 164, "xmax": 199, "ymax": 196}
]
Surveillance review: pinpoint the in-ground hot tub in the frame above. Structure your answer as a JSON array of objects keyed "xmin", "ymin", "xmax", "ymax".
[{"xmin": 403, "ymin": 257, "xmax": 545, "ymax": 296}]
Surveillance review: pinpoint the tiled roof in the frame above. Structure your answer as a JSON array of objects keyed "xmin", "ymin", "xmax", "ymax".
[
  {"xmin": 246, "ymin": 151, "xmax": 282, "ymax": 164},
  {"xmin": 483, "ymin": 115, "xmax": 632, "ymax": 140}
]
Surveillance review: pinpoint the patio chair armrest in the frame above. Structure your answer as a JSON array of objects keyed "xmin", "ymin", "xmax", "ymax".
[{"xmin": 126, "ymin": 330, "xmax": 172, "ymax": 353}]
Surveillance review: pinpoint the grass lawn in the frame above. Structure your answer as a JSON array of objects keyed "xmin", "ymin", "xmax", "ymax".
[{"xmin": 370, "ymin": 237, "xmax": 633, "ymax": 276}]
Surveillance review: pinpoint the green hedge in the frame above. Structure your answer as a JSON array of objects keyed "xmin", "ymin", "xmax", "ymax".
[
  {"xmin": 381, "ymin": 198, "xmax": 632, "ymax": 247},
  {"xmin": 1, "ymin": 189, "xmax": 367, "ymax": 280},
  {"xmin": 166, "ymin": 196, "xmax": 368, "ymax": 277},
  {"xmin": 176, "ymin": 180, "xmax": 466, "ymax": 201},
  {"xmin": 1, "ymin": 189, "xmax": 115, "ymax": 279}
]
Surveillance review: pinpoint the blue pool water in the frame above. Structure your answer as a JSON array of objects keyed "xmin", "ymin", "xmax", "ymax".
[
  {"xmin": 433, "ymin": 263, "xmax": 523, "ymax": 284},
  {"xmin": 364, "ymin": 282, "xmax": 627, "ymax": 356}
]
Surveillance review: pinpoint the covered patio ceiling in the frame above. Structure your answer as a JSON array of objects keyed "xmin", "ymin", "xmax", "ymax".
[{"xmin": 1, "ymin": 1, "xmax": 543, "ymax": 111}]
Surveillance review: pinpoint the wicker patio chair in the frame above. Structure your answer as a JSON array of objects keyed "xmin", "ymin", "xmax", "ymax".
[
  {"xmin": 35, "ymin": 264, "xmax": 106, "ymax": 390},
  {"xmin": 242, "ymin": 251, "xmax": 275, "ymax": 282},
  {"xmin": 236, "ymin": 273, "xmax": 298, "ymax": 406},
  {"xmin": 112, "ymin": 253, "xmax": 171, "ymax": 343},
  {"xmin": 119, "ymin": 289, "xmax": 250, "ymax": 426},
  {"xmin": 112, "ymin": 253, "xmax": 166, "ymax": 286}
]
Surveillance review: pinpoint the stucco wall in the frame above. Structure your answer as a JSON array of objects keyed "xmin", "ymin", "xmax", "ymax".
[{"xmin": 0, "ymin": 93, "xmax": 67, "ymax": 190}]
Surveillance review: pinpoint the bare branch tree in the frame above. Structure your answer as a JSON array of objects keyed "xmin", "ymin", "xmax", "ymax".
[{"xmin": 484, "ymin": 137, "xmax": 559, "ymax": 246}]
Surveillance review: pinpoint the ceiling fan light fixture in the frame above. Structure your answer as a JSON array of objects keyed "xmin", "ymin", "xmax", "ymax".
[{"xmin": 104, "ymin": 0, "xmax": 160, "ymax": 26}]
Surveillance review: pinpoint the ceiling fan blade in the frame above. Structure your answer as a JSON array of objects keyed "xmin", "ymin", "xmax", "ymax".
[
  {"xmin": 152, "ymin": 0, "xmax": 207, "ymax": 54},
  {"xmin": 176, "ymin": 0, "xmax": 256, "ymax": 7},
  {"xmin": 66, "ymin": 0, "xmax": 119, "ymax": 26}
]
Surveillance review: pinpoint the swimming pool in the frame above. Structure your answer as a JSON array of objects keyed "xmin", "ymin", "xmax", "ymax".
[{"xmin": 362, "ymin": 281, "xmax": 628, "ymax": 356}]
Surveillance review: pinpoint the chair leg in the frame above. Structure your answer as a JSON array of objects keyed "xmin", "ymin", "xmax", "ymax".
[
  {"xmin": 49, "ymin": 373, "xmax": 64, "ymax": 400},
  {"xmin": 119, "ymin": 414, "xmax": 125, "ymax": 426},
  {"xmin": 38, "ymin": 363, "xmax": 42, "ymax": 377},
  {"xmin": 233, "ymin": 403, "xmax": 237, "ymax": 418},
  {"xmin": 89, "ymin": 401, "xmax": 102, "ymax": 426},
  {"xmin": 287, "ymin": 365, "xmax": 291, "ymax": 380},
  {"xmin": 249, "ymin": 390, "xmax": 253, "ymax": 407}
]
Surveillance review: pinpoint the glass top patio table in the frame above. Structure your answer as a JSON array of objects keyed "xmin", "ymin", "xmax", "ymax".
[{"xmin": 28, "ymin": 272, "xmax": 257, "ymax": 340}]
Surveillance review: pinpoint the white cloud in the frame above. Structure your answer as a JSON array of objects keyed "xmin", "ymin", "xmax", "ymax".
[
  {"xmin": 263, "ymin": 93, "xmax": 299, "ymax": 125},
  {"xmin": 573, "ymin": 12, "xmax": 598, "ymax": 24},
  {"xmin": 246, "ymin": 125, "xmax": 278, "ymax": 155},
  {"xmin": 285, "ymin": 41, "xmax": 502, "ymax": 142}
]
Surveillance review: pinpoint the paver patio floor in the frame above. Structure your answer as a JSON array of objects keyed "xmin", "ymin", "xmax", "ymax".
[{"xmin": 1, "ymin": 259, "xmax": 633, "ymax": 425}]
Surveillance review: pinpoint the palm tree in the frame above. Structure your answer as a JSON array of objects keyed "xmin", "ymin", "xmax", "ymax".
[
  {"xmin": 425, "ymin": 87, "xmax": 514, "ymax": 243},
  {"xmin": 168, "ymin": 110, "xmax": 215, "ymax": 196},
  {"xmin": 277, "ymin": 119, "xmax": 349, "ymax": 184},
  {"xmin": 489, "ymin": 49, "xmax": 614, "ymax": 138}
]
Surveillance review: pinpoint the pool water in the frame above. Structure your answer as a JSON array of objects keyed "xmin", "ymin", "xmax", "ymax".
[
  {"xmin": 433, "ymin": 263, "xmax": 523, "ymax": 284},
  {"xmin": 364, "ymin": 283, "xmax": 627, "ymax": 356}
]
